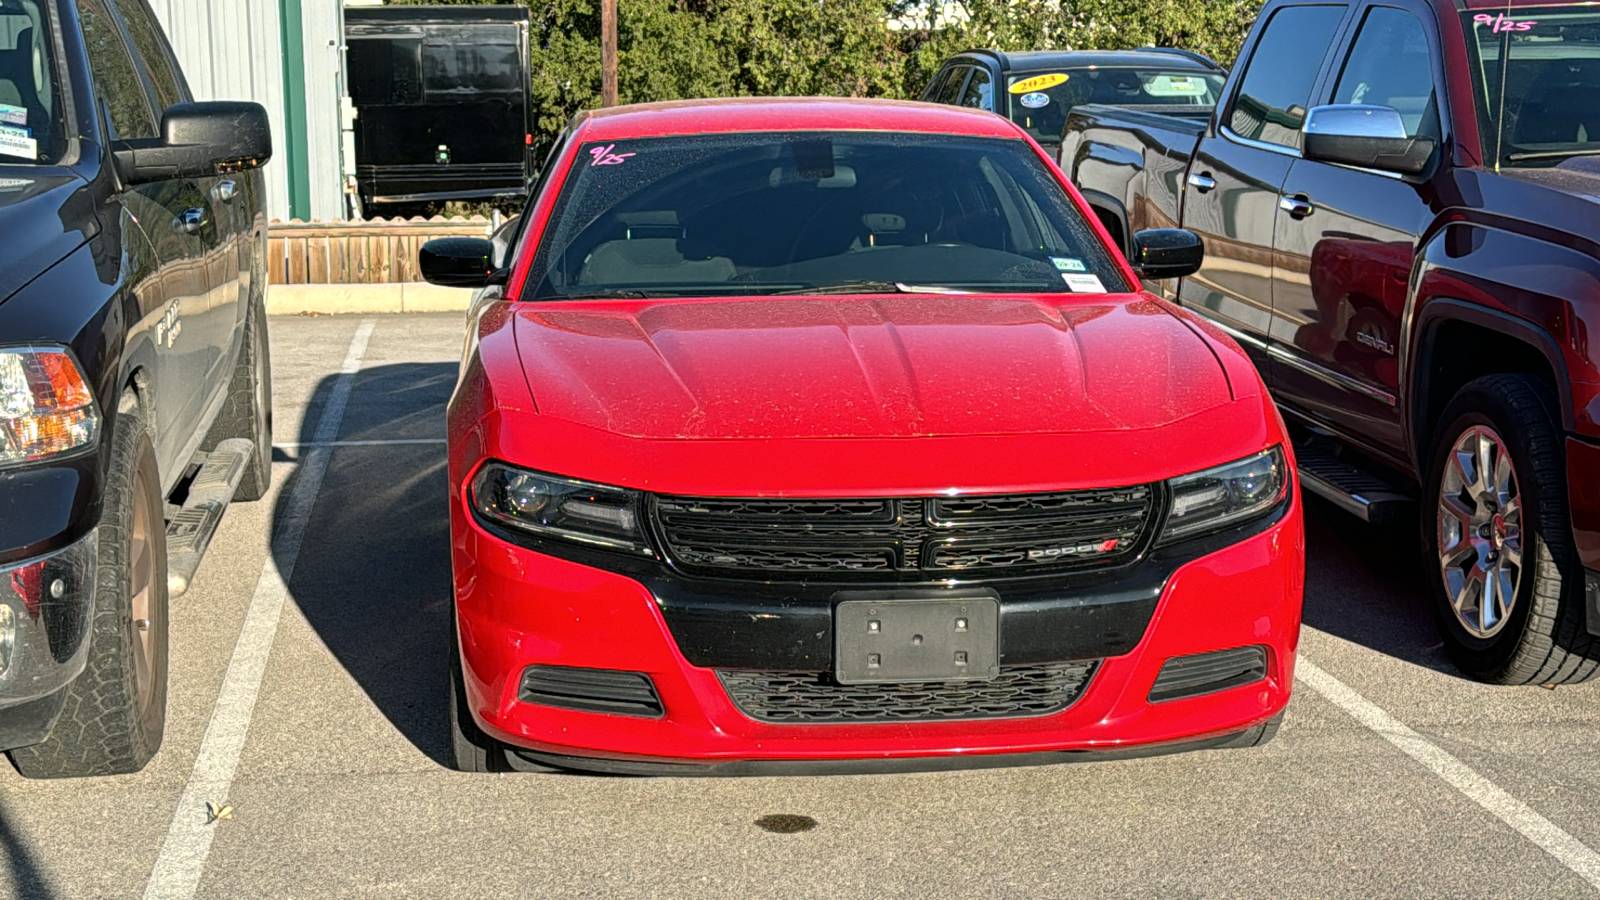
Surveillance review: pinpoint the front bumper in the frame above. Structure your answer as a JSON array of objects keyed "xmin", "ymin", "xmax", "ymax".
[
  {"xmin": 451, "ymin": 489, "xmax": 1305, "ymax": 767},
  {"xmin": 0, "ymin": 530, "xmax": 97, "ymax": 749}
]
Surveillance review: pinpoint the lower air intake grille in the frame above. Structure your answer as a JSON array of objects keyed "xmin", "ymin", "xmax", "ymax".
[
  {"xmin": 1148, "ymin": 646, "xmax": 1268, "ymax": 703},
  {"xmin": 717, "ymin": 662, "xmax": 1098, "ymax": 724},
  {"xmin": 519, "ymin": 666, "xmax": 664, "ymax": 718}
]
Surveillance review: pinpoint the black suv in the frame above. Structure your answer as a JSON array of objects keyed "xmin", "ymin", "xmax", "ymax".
[
  {"xmin": 922, "ymin": 48, "xmax": 1226, "ymax": 157},
  {"xmin": 0, "ymin": 0, "xmax": 272, "ymax": 777}
]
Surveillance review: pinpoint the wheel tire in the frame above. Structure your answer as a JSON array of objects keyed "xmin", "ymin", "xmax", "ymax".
[
  {"xmin": 1421, "ymin": 374, "xmax": 1600, "ymax": 685},
  {"xmin": 10, "ymin": 395, "xmax": 170, "ymax": 778},
  {"xmin": 203, "ymin": 296, "xmax": 272, "ymax": 502},
  {"xmin": 449, "ymin": 632, "xmax": 505, "ymax": 773}
]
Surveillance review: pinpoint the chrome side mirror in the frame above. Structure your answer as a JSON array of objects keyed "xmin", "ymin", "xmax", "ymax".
[{"xmin": 1302, "ymin": 104, "xmax": 1435, "ymax": 175}]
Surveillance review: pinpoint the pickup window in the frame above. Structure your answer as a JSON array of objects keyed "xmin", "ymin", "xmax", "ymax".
[
  {"xmin": 1332, "ymin": 6, "xmax": 1438, "ymax": 139},
  {"xmin": 1005, "ymin": 67, "xmax": 1223, "ymax": 144},
  {"xmin": 1464, "ymin": 5, "xmax": 1600, "ymax": 166},
  {"xmin": 1228, "ymin": 4, "xmax": 1348, "ymax": 149},
  {"xmin": 960, "ymin": 67, "xmax": 992, "ymax": 109}
]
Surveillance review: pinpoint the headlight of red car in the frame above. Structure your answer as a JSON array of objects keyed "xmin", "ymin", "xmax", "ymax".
[
  {"xmin": 1158, "ymin": 445, "xmax": 1288, "ymax": 544},
  {"xmin": 471, "ymin": 462, "xmax": 652, "ymax": 555}
]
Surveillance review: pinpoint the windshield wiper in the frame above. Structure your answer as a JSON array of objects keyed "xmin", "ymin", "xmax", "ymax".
[
  {"xmin": 773, "ymin": 281, "xmax": 973, "ymax": 295},
  {"xmin": 1505, "ymin": 148, "xmax": 1600, "ymax": 163},
  {"xmin": 550, "ymin": 288, "xmax": 662, "ymax": 300}
]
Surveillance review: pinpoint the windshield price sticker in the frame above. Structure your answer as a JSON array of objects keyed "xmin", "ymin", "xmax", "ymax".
[
  {"xmin": 1009, "ymin": 73, "xmax": 1069, "ymax": 94},
  {"xmin": 0, "ymin": 125, "xmax": 36, "ymax": 160},
  {"xmin": 0, "ymin": 104, "xmax": 26, "ymax": 126},
  {"xmin": 1063, "ymin": 273, "xmax": 1106, "ymax": 293},
  {"xmin": 1019, "ymin": 92, "xmax": 1051, "ymax": 109},
  {"xmin": 1051, "ymin": 257, "xmax": 1087, "ymax": 272}
]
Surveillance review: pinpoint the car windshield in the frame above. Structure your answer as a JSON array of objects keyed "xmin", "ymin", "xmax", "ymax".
[
  {"xmin": 0, "ymin": 0, "xmax": 63, "ymax": 165},
  {"xmin": 524, "ymin": 131, "xmax": 1129, "ymax": 300},
  {"xmin": 1005, "ymin": 67, "xmax": 1225, "ymax": 144},
  {"xmin": 1462, "ymin": 6, "xmax": 1600, "ymax": 167}
]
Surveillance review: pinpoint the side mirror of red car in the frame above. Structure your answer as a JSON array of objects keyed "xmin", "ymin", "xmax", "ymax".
[
  {"xmin": 1130, "ymin": 229, "xmax": 1204, "ymax": 280},
  {"xmin": 421, "ymin": 237, "xmax": 498, "ymax": 288}
]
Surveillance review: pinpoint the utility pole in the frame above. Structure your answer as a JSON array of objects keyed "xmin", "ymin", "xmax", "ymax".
[{"xmin": 601, "ymin": 0, "xmax": 618, "ymax": 107}]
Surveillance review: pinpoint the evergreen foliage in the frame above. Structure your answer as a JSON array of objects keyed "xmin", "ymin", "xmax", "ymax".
[{"xmin": 388, "ymin": 0, "xmax": 1261, "ymax": 155}]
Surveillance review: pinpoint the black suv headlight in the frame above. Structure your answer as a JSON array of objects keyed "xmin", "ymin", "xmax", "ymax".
[
  {"xmin": 1158, "ymin": 446, "xmax": 1288, "ymax": 545},
  {"xmin": 470, "ymin": 463, "xmax": 651, "ymax": 555}
]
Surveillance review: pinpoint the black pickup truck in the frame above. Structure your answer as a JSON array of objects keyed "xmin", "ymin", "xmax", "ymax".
[
  {"xmin": 0, "ymin": 0, "xmax": 271, "ymax": 777},
  {"xmin": 1062, "ymin": 0, "xmax": 1600, "ymax": 684}
]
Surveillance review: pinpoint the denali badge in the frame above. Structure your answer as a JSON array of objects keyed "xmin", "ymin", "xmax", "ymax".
[{"xmin": 1028, "ymin": 538, "xmax": 1122, "ymax": 560}]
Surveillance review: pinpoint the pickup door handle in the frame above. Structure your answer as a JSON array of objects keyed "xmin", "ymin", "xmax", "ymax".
[
  {"xmin": 1279, "ymin": 195, "xmax": 1314, "ymax": 219},
  {"xmin": 1187, "ymin": 172, "xmax": 1217, "ymax": 193},
  {"xmin": 212, "ymin": 180, "xmax": 237, "ymax": 204},
  {"xmin": 173, "ymin": 208, "xmax": 207, "ymax": 234}
]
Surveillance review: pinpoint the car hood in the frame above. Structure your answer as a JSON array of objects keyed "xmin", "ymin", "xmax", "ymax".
[
  {"xmin": 1500, "ymin": 159, "xmax": 1600, "ymax": 205},
  {"xmin": 511, "ymin": 295, "xmax": 1235, "ymax": 440},
  {"xmin": 0, "ymin": 169, "xmax": 95, "ymax": 306}
]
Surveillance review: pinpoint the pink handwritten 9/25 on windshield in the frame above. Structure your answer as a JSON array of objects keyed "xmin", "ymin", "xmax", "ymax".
[
  {"xmin": 1474, "ymin": 12, "xmax": 1536, "ymax": 32},
  {"xmin": 589, "ymin": 144, "xmax": 635, "ymax": 166}
]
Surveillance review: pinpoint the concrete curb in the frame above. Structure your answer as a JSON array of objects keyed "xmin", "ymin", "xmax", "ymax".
[{"xmin": 266, "ymin": 283, "xmax": 472, "ymax": 315}]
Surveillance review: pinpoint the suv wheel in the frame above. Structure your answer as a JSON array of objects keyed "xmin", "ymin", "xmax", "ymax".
[
  {"xmin": 1422, "ymin": 374, "xmax": 1600, "ymax": 684},
  {"xmin": 10, "ymin": 393, "xmax": 170, "ymax": 777}
]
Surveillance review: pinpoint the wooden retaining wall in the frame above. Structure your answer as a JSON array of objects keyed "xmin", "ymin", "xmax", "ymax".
[{"xmin": 267, "ymin": 217, "xmax": 496, "ymax": 285}]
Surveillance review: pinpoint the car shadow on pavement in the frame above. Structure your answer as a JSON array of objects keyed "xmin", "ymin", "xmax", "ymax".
[
  {"xmin": 1298, "ymin": 494, "xmax": 1459, "ymax": 676},
  {"xmin": 0, "ymin": 797, "xmax": 58, "ymax": 900},
  {"xmin": 272, "ymin": 362, "xmax": 458, "ymax": 767}
]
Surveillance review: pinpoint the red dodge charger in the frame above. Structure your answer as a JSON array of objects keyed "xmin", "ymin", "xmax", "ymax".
[{"xmin": 425, "ymin": 98, "xmax": 1304, "ymax": 774}]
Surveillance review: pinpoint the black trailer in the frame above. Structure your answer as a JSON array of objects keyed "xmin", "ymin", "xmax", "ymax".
[{"xmin": 345, "ymin": 5, "xmax": 532, "ymax": 214}]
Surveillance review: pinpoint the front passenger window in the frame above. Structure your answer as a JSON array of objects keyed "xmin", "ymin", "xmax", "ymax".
[
  {"xmin": 1332, "ymin": 7, "xmax": 1438, "ymax": 138},
  {"xmin": 936, "ymin": 67, "xmax": 969, "ymax": 105},
  {"xmin": 1228, "ymin": 4, "xmax": 1349, "ymax": 149},
  {"xmin": 78, "ymin": 0, "xmax": 156, "ymax": 140},
  {"xmin": 960, "ymin": 68, "xmax": 992, "ymax": 109}
]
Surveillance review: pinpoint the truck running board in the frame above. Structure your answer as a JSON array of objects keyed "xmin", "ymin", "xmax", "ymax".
[
  {"xmin": 166, "ymin": 438, "xmax": 256, "ymax": 598},
  {"xmin": 1292, "ymin": 439, "xmax": 1414, "ymax": 526}
]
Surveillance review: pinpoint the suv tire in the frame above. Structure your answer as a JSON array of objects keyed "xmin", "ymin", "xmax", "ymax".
[
  {"xmin": 10, "ymin": 393, "xmax": 170, "ymax": 777},
  {"xmin": 1422, "ymin": 374, "xmax": 1600, "ymax": 685}
]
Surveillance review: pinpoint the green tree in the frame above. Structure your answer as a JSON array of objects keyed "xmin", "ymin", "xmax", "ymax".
[{"xmin": 386, "ymin": 0, "xmax": 1263, "ymax": 155}]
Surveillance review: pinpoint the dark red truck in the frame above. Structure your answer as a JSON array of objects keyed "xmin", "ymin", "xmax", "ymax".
[{"xmin": 1061, "ymin": 0, "xmax": 1600, "ymax": 684}]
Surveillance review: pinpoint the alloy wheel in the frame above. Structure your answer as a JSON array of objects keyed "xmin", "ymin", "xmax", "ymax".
[{"xmin": 1437, "ymin": 425, "xmax": 1524, "ymax": 639}]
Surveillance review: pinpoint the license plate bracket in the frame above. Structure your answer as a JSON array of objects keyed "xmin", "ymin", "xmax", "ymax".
[{"xmin": 834, "ymin": 590, "xmax": 1000, "ymax": 684}]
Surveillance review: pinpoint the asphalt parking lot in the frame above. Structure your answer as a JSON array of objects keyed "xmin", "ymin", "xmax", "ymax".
[{"xmin": 2, "ymin": 313, "xmax": 1599, "ymax": 899}]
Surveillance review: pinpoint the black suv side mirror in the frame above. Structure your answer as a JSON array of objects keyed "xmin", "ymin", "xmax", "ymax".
[
  {"xmin": 420, "ymin": 237, "xmax": 499, "ymax": 288},
  {"xmin": 1301, "ymin": 104, "xmax": 1435, "ymax": 176},
  {"xmin": 112, "ymin": 101, "xmax": 272, "ymax": 186},
  {"xmin": 1130, "ymin": 228, "xmax": 1204, "ymax": 280}
]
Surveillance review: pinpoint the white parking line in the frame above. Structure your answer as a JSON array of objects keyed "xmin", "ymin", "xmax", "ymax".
[
  {"xmin": 142, "ymin": 319, "xmax": 377, "ymax": 900},
  {"xmin": 1298, "ymin": 659, "xmax": 1600, "ymax": 889}
]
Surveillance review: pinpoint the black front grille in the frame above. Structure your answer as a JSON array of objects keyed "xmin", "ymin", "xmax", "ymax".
[
  {"xmin": 717, "ymin": 662, "xmax": 1098, "ymax": 723},
  {"xmin": 653, "ymin": 486, "xmax": 1156, "ymax": 579},
  {"xmin": 519, "ymin": 666, "xmax": 664, "ymax": 717},
  {"xmin": 1148, "ymin": 646, "xmax": 1268, "ymax": 703}
]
